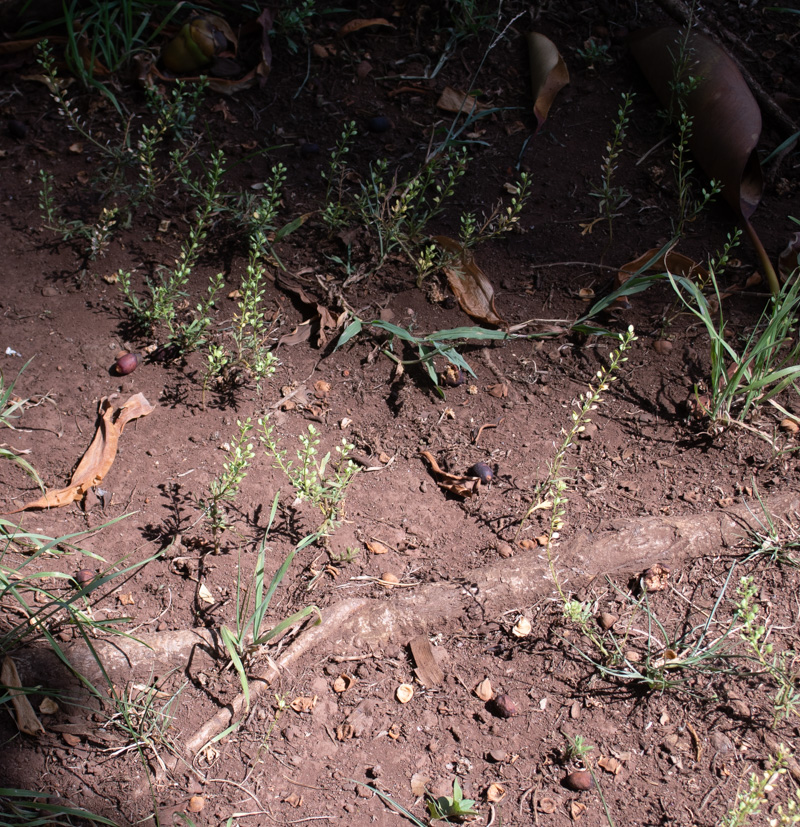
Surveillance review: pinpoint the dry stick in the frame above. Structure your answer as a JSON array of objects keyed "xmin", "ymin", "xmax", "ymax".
[{"xmin": 653, "ymin": 0, "xmax": 799, "ymax": 138}]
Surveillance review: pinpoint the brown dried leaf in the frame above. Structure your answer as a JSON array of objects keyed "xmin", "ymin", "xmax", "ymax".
[
  {"xmin": 1, "ymin": 656, "xmax": 44, "ymax": 735},
  {"xmin": 366, "ymin": 540, "xmax": 389, "ymax": 554},
  {"xmin": 436, "ymin": 86, "xmax": 490, "ymax": 116},
  {"xmin": 434, "ymin": 236, "xmax": 505, "ymax": 327},
  {"xmin": 12, "ymin": 394, "xmax": 154, "ymax": 512},
  {"xmin": 336, "ymin": 18, "xmax": 395, "ymax": 38},
  {"xmin": 527, "ymin": 32, "xmax": 570, "ymax": 133},
  {"xmin": 486, "ymin": 783, "xmax": 506, "ymax": 802},
  {"xmin": 630, "ymin": 26, "xmax": 762, "ymax": 221},
  {"xmin": 419, "ymin": 450, "xmax": 481, "ymax": 499},
  {"xmin": 290, "ymin": 696, "xmax": 317, "ymax": 713},
  {"xmin": 571, "ymin": 801, "xmax": 587, "ymax": 821},
  {"xmin": 486, "ymin": 383, "xmax": 508, "ymax": 398},
  {"xmin": 779, "ymin": 232, "xmax": 800, "ymax": 281},
  {"xmin": 616, "ymin": 247, "xmax": 708, "ymax": 290},
  {"xmin": 598, "ymin": 755, "xmax": 623, "ymax": 775},
  {"xmin": 538, "ymin": 797, "xmax": 558, "ymax": 814},
  {"xmin": 410, "ymin": 773, "xmax": 430, "ymax": 797},
  {"xmin": 475, "ymin": 678, "xmax": 494, "ymax": 701}
]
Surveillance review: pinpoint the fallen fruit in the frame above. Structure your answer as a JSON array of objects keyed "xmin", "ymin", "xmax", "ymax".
[
  {"xmin": 489, "ymin": 693, "xmax": 518, "ymax": 718},
  {"xmin": 74, "ymin": 569, "xmax": 95, "ymax": 588},
  {"xmin": 598, "ymin": 612, "xmax": 618, "ymax": 631},
  {"xmin": 380, "ymin": 572, "xmax": 400, "ymax": 588},
  {"xmin": 114, "ymin": 352, "xmax": 141, "ymax": 376},
  {"xmin": 468, "ymin": 462, "xmax": 494, "ymax": 483},
  {"xmin": 396, "ymin": 683, "xmax": 414, "ymax": 703},
  {"xmin": 564, "ymin": 770, "xmax": 594, "ymax": 791}
]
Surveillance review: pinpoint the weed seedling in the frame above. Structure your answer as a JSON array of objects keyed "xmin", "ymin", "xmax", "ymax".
[
  {"xmin": 589, "ymin": 92, "xmax": 634, "ymax": 244},
  {"xmin": 220, "ymin": 493, "xmax": 321, "ymax": 711},
  {"xmin": 259, "ymin": 420, "xmax": 359, "ymax": 535},
  {"xmin": 561, "ymin": 734, "xmax": 617, "ymax": 827},
  {"xmin": 426, "ymin": 778, "xmax": 479, "ymax": 823},
  {"xmin": 203, "ymin": 419, "xmax": 254, "ymax": 553},
  {"xmin": 721, "ymin": 748, "xmax": 793, "ymax": 827}
]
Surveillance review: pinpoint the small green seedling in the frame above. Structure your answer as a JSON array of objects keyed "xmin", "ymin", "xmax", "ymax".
[{"xmin": 426, "ymin": 779, "xmax": 479, "ymax": 823}]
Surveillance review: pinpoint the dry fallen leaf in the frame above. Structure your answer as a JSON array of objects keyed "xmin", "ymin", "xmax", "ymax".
[
  {"xmin": 436, "ymin": 86, "xmax": 490, "ymax": 116},
  {"xmin": 11, "ymin": 393, "xmax": 155, "ymax": 512},
  {"xmin": 538, "ymin": 797, "xmax": 558, "ymax": 813},
  {"xmin": 410, "ymin": 773, "xmax": 430, "ymax": 797},
  {"xmin": 419, "ymin": 450, "xmax": 482, "ymax": 499},
  {"xmin": 527, "ymin": 32, "xmax": 570, "ymax": 133},
  {"xmin": 197, "ymin": 583, "xmax": 215, "ymax": 605},
  {"xmin": 486, "ymin": 783, "xmax": 506, "ymax": 802},
  {"xmin": 39, "ymin": 697, "xmax": 59, "ymax": 715},
  {"xmin": 336, "ymin": 18, "xmax": 395, "ymax": 38},
  {"xmin": 433, "ymin": 236, "xmax": 505, "ymax": 327},
  {"xmin": 598, "ymin": 755, "xmax": 623, "ymax": 775},
  {"xmin": 333, "ymin": 674, "xmax": 355, "ymax": 693},
  {"xmin": 475, "ymin": 678, "xmax": 494, "ymax": 701},
  {"xmin": 571, "ymin": 800, "xmax": 588, "ymax": 821},
  {"xmin": 512, "ymin": 616, "xmax": 532, "ymax": 638},
  {"xmin": 290, "ymin": 696, "xmax": 318, "ymax": 713},
  {"xmin": 1, "ymin": 656, "xmax": 44, "ymax": 735}
]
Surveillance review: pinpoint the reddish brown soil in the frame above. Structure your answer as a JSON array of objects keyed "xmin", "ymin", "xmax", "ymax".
[{"xmin": 1, "ymin": 2, "xmax": 800, "ymax": 826}]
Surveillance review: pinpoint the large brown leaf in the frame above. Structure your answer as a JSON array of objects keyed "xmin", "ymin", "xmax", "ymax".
[
  {"xmin": 11, "ymin": 394, "xmax": 155, "ymax": 512},
  {"xmin": 527, "ymin": 32, "xmax": 569, "ymax": 134},
  {"xmin": 2, "ymin": 656, "xmax": 44, "ymax": 736},
  {"xmin": 433, "ymin": 236, "xmax": 505, "ymax": 327},
  {"xmin": 629, "ymin": 26, "xmax": 762, "ymax": 221}
]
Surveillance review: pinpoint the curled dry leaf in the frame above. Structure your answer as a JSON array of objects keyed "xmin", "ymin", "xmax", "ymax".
[
  {"xmin": 336, "ymin": 18, "xmax": 395, "ymax": 38},
  {"xmin": 779, "ymin": 232, "xmax": 800, "ymax": 281},
  {"xmin": 641, "ymin": 563, "xmax": 670, "ymax": 592},
  {"xmin": 419, "ymin": 450, "xmax": 482, "ymax": 499},
  {"xmin": 410, "ymin": 773, "xmax": 430, "ymax": 797},
  {"xmin": 1, "ymin": 656, "xmax": 44, "ymax": 736},
  {"xmin": 538, "ymin": 797, "xmax": 558, "ymax": 814},
  {"xmin": 197, "ymin": 583, "xmax": 215, "ymax": 605},
  {"xmin": 290, "ymin": 696, "xmax": 318, "ymax": 713},
  {"xmin": 396, "ymin": 683, "xmax": 414, "ymax": 704},
  {"xmin": 597, "ymin": 755, "xmax": 623, "ymax": 775},
  {"xmin": 436, "ymin": 86, "xmax": 491, "ymax": 116},
  {"xmin": 433, "ymin": 236, "xmax": 505, "ymax": 327},
  {"xmin": 475, "ymin": 678, "xmax": 494, "ymax": 701},
  {"xmin": 512, "ymin": 616, "xmax": 532, "ymax": 637},
  {"xmin": 629, "ymin": 26, "xmax": 778, "ymax": 294},
  {"xmin": 39, "ymin": 697, "xmax": 59, "ymax": 715},
  {"xmin": 616, "ymin": 247, "xmax": 708, "ymax": 292},
  {"xmin": 527, "ymin": 32, "xmax": 570, "ymax": 133},
  {"xmin": 11, "ymin": 393, "xmax": 155, "ymax": 512},
  {"xmin": 630, "ymin": 26, "xmax": 761, "ymax": 222},
  {"xmin": 486, "ymin": 783, "xmax": 506, "ymax": 802},
  {"xmin": 571, "ymin": 800, "xmax": 588, "ymax": 821},
  {"xmin": 333, "ymin": 674, "xmax": 355, "ymax": 693}
]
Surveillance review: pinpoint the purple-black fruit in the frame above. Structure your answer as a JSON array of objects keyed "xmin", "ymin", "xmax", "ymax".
[
  {"xmin": 468, "ymin": 462, "xmax": 494, "ymax": 483},
  {"xmin": 367, "ymin": 116, "xmax": 391, "ymax": 133},
  {"xmin": 114, "ymin": 352, "xmax": 140, "ymax": 376},
  {"xmin": 489, "ymin": 693, "xmax": 518, "ymax": 718}
]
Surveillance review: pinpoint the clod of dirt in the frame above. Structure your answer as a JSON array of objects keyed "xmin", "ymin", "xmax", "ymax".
[
  {"xmin": 597, "ymin": 612, "xmax": 618, "ymax": 631},
  {"xmin": 489, "ymin": 693, "xmax": 518, "ymax": 719},
  {"xmin": 487, "ymin": 749, "xmax": 507, "ymax": 763},
  {"xmin": 653, "ymin": 339, "xmax": 673, "ymax": 355},
  {"xmin": 564, "ymin": 770, "xmax": 594, "ymax": 791},
  {"xmin": 475, "ymin": 678, "xmax": 493, "ymax": 701}
]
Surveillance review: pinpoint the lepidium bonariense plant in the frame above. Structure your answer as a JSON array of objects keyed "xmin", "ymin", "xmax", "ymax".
[{"xmin": 258, "ymin": 419, "xmax": 359, "ymax": 536}]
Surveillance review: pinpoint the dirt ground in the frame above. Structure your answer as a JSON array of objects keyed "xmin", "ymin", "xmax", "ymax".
[{"xmin": 1, "ymin": 1, "xmax": 800, "ymax": 825}]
